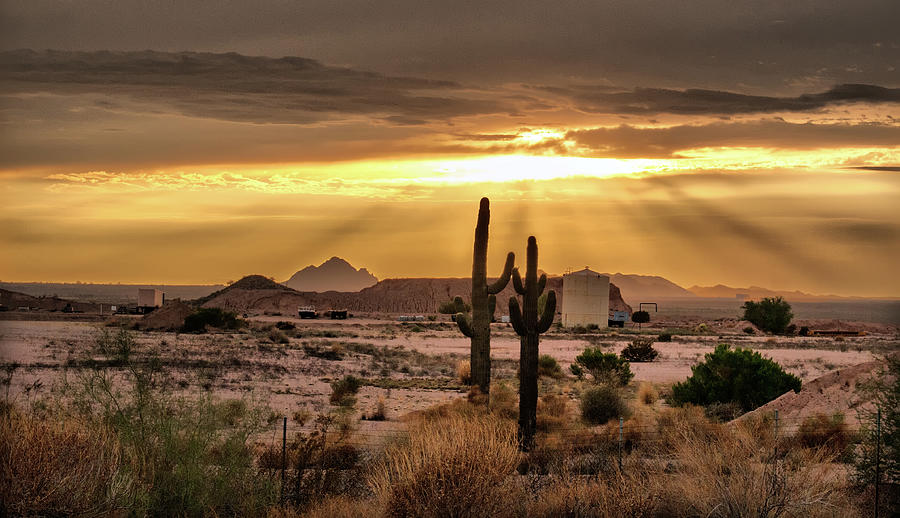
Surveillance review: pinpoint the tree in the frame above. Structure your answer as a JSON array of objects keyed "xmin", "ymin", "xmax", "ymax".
[
  {"xmin": 854, "ymin": 355, "xmax": 900, "ymax": 514},
  {"xmin": 670, "ymin": 344, "xmax": 801, "ymax": 412},
  {"xmin": 741, "ymin": 296, "xmax": 793, "ymax": 334}
]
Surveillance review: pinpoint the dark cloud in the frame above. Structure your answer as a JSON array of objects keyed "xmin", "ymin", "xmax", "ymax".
[
  {"xmin": 816, "ymin": 220, "xmax": 900, "ymax": 242},
  {"xmin": 0, "ymin": 49, "xmax": 515, "ymax": 124},
  {"xmin": 2, "ymin": 0, "xmax": 898, "ymax": 90},
  {"xmin": 539, "ymin": 84, "xmax": 900, "ymax": 116},
  {"xmin": 566, "ymin": 120, "xmax": 900, "ymax": 158},
  {"xmin": 850, "ymin": 166, "xmax": 900, "ymax": 171}
]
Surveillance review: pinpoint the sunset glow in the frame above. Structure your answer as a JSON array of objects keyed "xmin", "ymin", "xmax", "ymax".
[{"xmin": 1, "ymin": 3, "xmax": 898, "ymax": 297}]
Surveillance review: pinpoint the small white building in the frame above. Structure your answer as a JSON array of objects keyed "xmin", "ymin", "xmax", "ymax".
[
  {"xmin": 561, "ymin": 268, "xmax": 610, "ymax": 328},
  {"xmin": 137, "ymin": 288, "xmax": 164, "ymax": 308}
]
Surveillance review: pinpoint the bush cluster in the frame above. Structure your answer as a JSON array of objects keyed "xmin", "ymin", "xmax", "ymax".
[
  {"xmin": 571, "ymin": 347, "xmax": 633, "ymax": 386},
  {"xmin": 741, "ymin": 296, "xmax": 793, "ymax": 334},
  {"xmin": 438, "ymin": 296, "xmax": 470, "ymax": 315},
  {"xmin": 537, "ymin": 354, "xmax": 563, "ymax": 378},
  {"xmin": 620, "ymin": 337, "xmax": 659, "ymax": 362},
  {"xmin": 580, "ymin": 384, "xmax": 628, "ymax": 425},
  {"xmin": 181, "ymin": 307, "xmax": 243, "ymax": 333},
  {"xmin": 670, "ymin": 344, "xmax": 801, "ymax": 412},
  {"xmin": 330, "ymin": 375, "xmax": 361, "ymax": 406}
]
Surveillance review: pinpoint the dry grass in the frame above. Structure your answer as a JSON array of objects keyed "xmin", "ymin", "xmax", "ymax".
[
  {"xmin": 536, "ymin": 392, "xmax": 570, "ymax": 432},
  {"xmin": 526, "ymin": 470, "xmax": 663, "ymax": 517},
  {"xmin": 0, "ymin": 409, "xmax": 138, "ymax": 516},
  {"xmin": 794, "ymin": 413, "xmax": 853, "ymax": 455},
  {"xmin": 637, "ymin": 382, "xmax": 658, "ymax": 405},
  {"xmin": 665, "ymin": 418, "xmax": 859, "ymax": 517},
  {"xmin": 456, "ymin": 359, "xmax": 472, "ymax": 385},
  {"xmin": 369, "ymin": 414, "xmax": 522, "ymax": 518}
]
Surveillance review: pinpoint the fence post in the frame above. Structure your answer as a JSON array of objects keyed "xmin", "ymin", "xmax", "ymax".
[
  {"xmin": 775, "ymin": 409, "xmax": 778, "ymax": 462},
  {"xmin": 280, "ymin": 416, "xmax": 287, "ymax": 505},
  {"xmin": 874, "ymin": 408, "xmax": 881, "ymax": 518},
  {"xmin": 618, "ymin": 416, "xmax": 624, "ymax": 471}
]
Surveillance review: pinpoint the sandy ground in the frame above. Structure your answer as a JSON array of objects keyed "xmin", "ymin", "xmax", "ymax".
[{"xmin": 1, "ymin": 314, "xmax": 896, "ymax": 429}]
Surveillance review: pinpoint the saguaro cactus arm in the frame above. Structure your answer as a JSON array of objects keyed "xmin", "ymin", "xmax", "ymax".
[
  {"xmin": 537, "ymin": 291, "xmax": 557, "ymax": 334},
  {"xmin": 456, "ymin": 313, "xmax": 474, "ymax": 338},
  {"xmin": 537, "ymin": 274, "xmax": 547, "ymax": 296},
  {"xmin": 509, "ymin": 297, "xmax": 527, "ymax": 336},
  {"xmin": 512, "ymin": 268, "xmax": 526, "ymax": 295},
  {"xmin": 487, "ymin": 252, "xmax": 515, "ymax": 294}
]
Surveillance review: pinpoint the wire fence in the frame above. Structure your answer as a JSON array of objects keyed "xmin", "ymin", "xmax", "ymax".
[{"xmin": 263, "ymin": 408, "xmax": 892, "ymax": 515}]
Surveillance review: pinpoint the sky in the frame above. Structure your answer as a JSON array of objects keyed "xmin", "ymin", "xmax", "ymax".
[{"xmin": 1, "ymin": 1, "xmax": 898, "ymax": 296}]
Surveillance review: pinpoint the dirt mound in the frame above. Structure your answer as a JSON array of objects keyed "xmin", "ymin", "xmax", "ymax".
[
  {"xmin": 136, "ymin": 300, "xmax": 195, "ymax": 331},
  {"xmin": 198, "ymin": 275, "xmax": 632, "ymax": 316},
  {"xmin": 0, "ymin": 288, "xmax": 99, "ymax": 313},
  {"xmin": 738, "ymin": 360, "xmax": 884, "ymax": 427},
  {"xmin": 795, "ymin": 319, "xmax": 897, "ymax": 334},
  {"xmin": 195, "ymin": 275, "xmax": 296, "ymax": 306}
]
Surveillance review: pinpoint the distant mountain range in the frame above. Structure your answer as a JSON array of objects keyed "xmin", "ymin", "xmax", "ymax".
[
  {"xmin": 601, "ymin": 273, "xmax": 695, "ymax": 302},
  {"xmin": 282, "ymin": 257, "xmax": 378, "ymax": 293},
  {"xmin": 686, "ymin": 284, "xmax": 865, "ymax": 301},
  {"xmin": 3, "ymin": 259, "xmax": 887, "ymax": 303}
]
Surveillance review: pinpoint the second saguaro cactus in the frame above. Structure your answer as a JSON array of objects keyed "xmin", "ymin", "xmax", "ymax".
[
  {"xmin": 456, "ymin": 197, "xmax": 515, "ymax": 396},
  {"xmin": 509, "ymin": 236, "xmax": 556, "ymax": 450}
]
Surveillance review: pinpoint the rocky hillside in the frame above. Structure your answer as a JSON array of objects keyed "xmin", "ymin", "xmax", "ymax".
[
  {"xmin": 283, "ymin": 257, "xmax": 377, "ymax": 293},
  {"xmin": 199, "ymin": 275, "xmax": 631, "ymax": 316}
]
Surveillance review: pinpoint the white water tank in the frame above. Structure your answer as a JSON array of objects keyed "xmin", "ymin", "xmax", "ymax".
[{"xmin": 561, "ymin": 268, "xmax": 610, "ymax": 328}]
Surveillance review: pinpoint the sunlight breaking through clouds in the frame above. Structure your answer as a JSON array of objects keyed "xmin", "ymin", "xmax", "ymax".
[{"xmin": 43, "ymin": 147, "xmax": 900, "ymax": 198}]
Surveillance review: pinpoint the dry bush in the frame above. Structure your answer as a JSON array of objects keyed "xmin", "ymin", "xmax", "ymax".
[
  {"xmin": 795, "ymin": 413, "xmax": 852, "ymax": 456},
  {"xmin": 637, "ymin": 382, "xmax": 658, "ymax": 405},
  {"xmin": 526, "ymin": 470, "xmax": 663, "ymax": 517},
  {"xmin": 489, "ymin": 382, "xmax": 518, "ymax": 420},
  {"xmin": 418, "ymin": 396, "xmax": 486, "ymax": 421},
  {"xmin": 0, "ymin": 410, "xmax": 138, "ymax": 516},
  {"xmin": 654, "ymin": 405, "xmax": 722, "ymax": 454},
  {"xmin": 298, "ymin": 496, "xmax": 375, "ymax": 518},
  {"xmin": 580, "ymin": 383, "xmax": 629, "ymax": 425},
  {"xmin": 457, "ymin": 359, "xmax": 472, "ymax": 385},
  {"xmin": 365, "ymin": 396, "xmax": 387, "ymax": 421},
  {"xmin": 370, "ymin": 414, "xmax": 522, "ymax": 518},
  {"xmin": 663, "ymin": 420, "xmax": 860, "ymax": 517},
  {"xmin": 537, "ymin": 392, "xmax": 570, "ymax": 432}
]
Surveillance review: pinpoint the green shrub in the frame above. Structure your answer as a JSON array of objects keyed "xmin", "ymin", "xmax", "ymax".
[
  {"xmin": 537, "ymin": 355, "xmax": 563, "ymax": 378},
  {"xmin": 631, "ymin": 311, "xmax": 650, "ymax": 324},
  {"xmin": 670, "ymin": 344, "xmax": 801, "ymax": 412},
  {"xmin": 741, "ymin": 296, "xmax": 793, "ymax": 334},
  {"xmin": 580, "ymin": 384, "xmax": 628, "ymax": 425},
  {"xmin": 657, "ymin": 332, "xmax": 673, "ymax": 342},
  {"xmin": 181, "ymin": 308, "xmax": 243, "ymax": 333},
  {"xmin": 572, "ymin": 347, "xmax": 633, "ymax": 386},
  {"xmin": 438, "ymin": 297, "xmax": 470, "ymax": 314},
  {"xmin": 70, "ymin": 345, "xmax": 276, "ymax": 516},
  {"xmin": 330, "ymin": 376, "xmax": 361, "ymax": 406},
  {"xmin": 620, "ymin": 338, "xmax": 659, "ymax": 362}
]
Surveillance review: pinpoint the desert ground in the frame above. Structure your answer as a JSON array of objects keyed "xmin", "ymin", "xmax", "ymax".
[{"xmin": 2, "ymin": 310, "xmax": 896, "ymax": 434}]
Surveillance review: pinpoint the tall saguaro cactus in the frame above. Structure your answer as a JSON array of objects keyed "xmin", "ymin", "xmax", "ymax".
[
  {"xmin": 509, "ymin": 236, "xmax": 557, "ymax": 450},
  {"xmin": 456, "ymin": 198, "xmax": 515, "ymax": 396}
]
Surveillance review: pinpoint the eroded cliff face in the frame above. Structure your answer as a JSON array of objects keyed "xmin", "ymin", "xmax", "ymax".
[{"xmin": 201, "ymin": 275, "xmax": 632, "ymax": 315}]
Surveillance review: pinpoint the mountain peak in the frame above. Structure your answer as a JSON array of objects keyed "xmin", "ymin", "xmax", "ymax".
[{"xmin": 283, "ymin": 257, "xmax": 377, "ymax": 293}]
